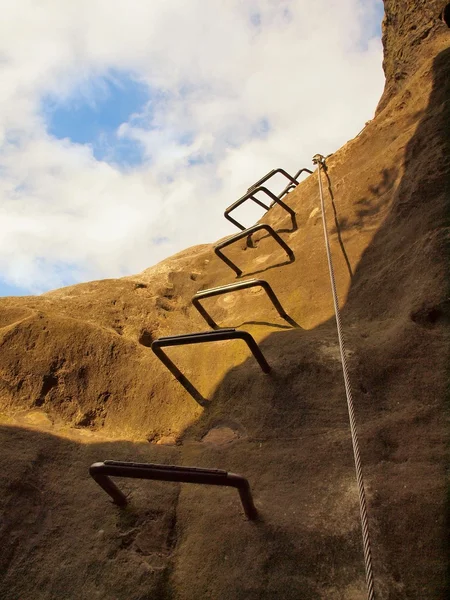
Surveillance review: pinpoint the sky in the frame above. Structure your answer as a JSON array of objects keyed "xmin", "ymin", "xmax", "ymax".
[{"xmin": 0, "ymin": 0, "xmax": 385, "ymax": 296}]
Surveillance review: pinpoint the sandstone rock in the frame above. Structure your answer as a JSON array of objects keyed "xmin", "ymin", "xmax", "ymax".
[{"xmin": 0, "ymin": 2, "xmax": 448, "ymax": 598}]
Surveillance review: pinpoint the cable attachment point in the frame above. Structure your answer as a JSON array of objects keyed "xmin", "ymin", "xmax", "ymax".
[{"xmin": 312, "ymin": 153, "xmax": 326, "ymax": 166}]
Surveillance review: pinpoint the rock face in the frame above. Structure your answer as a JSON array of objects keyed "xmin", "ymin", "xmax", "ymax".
[
  {"xmin": 378, "ymin": 0, "xmax": 446, "ymax": 111},
  {"xmin": 0, "ymin": 2, "xmax": 448, "ymax": 599}
]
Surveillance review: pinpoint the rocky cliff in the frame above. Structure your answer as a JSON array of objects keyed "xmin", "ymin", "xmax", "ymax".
[{"xmin": 0, "ymin": 2, "xmax": 448, "ymax": 598}]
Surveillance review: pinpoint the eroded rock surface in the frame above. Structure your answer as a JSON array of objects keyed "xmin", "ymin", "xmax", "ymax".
[{"xmin": 0, "ymin": 2, "xmax": 448, "ymax": 598}]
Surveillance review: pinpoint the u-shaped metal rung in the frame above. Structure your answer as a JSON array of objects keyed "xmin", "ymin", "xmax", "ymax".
[
  {"xmin": 89, "ymin": 460, "xmax": 258, "ymax": 520},
  {"xmin": 214, "ymin": 224, "xmax": 294, "ymax": 277},
  {"xmin": 276, "ymin": 168, "xmax": 313, "ymax": 203},
  {"xmin": 224, "ymin": 186, "xmax": 296, "ymax": 232},
  {"xmin": 278, "ymin": 183, "xmax": 297, "ymax": 199},
  {"xmin": 151, "ymin": 328, "xmax": 270, "ymax": 405},
  {"xmin": 192, "ymin": 279, "xmax": 294, "ymax": 329},
  {"xmin": 247, "ymin": 167, "xmax": 300, "ymax": 192},
  {"xmin": 247, "ymin": 166, "xmax": 312, "ymax": 194}
]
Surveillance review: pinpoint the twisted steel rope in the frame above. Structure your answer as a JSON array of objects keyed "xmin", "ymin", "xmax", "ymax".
[{"xmin": 313, "ymin": 154, "xmax": 375, "ymax": 600}]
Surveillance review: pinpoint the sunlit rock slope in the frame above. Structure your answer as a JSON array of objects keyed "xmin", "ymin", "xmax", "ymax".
[{"xmin": 0, "ymin": 1, "xmax": 448, "ymax": 598}]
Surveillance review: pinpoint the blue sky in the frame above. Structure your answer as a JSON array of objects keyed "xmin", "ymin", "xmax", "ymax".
[
  {"xmin": 0, "ymin": 0, "xmax": 385, "ymax": 297},
  {"xmin": 42, "ymin": 71, "xmax": 149, "ymax": 167},
  {"xmin": 1, "ymin": 72, "xmax": 151, "ymax": 296},
  {"xmin": 368, "ymin": 1, "xmax": 384, "ymax": 39},
  {"xmin": 0, "ymin": 280, "xmax": 31, "ymax": 297}
]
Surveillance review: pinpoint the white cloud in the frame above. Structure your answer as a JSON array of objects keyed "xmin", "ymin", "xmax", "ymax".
[{"xmin": 0, "ymin": 0, "xmax": 384, "ymax": 293}]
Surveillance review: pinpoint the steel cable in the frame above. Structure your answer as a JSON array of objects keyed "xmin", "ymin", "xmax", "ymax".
[{"xmin": 313, "ymin": 154, "xmax": 375, "ymax": 600}]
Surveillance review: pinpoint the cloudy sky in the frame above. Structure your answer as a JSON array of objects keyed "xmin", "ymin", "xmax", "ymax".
[{"xmin": 0, "ymin": 0, "xmax": 385, "ymax": 295}]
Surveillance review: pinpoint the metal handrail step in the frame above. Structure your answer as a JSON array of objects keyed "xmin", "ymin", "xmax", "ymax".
[
  {"xmin": 156, "ymin": 328, "xmax": 235, "ymax": 342},
  {"xmin": 224, "ymin": 185, "xmax": 296, "ymax": 233},
  {"xmin": 90, "ymin": 460, "xmax": 258, "ymax": 520},
  {"xmin": 151, "ymin": 329, "xmax": 270, "ymax": 405},
  {"xmin": 192, "ymin": 278, "xmax": 294, "ymax": 329},
  {"xmin": 248, "ymin": 166, "xmax": 312, "ymax": 193},
  {"xmin": 214, "ymin": 223, "xmax": 294, "ymax": 277},
  {"xmin": 152, "ymin": 329, "xmax": 270, "ymax": 373}
]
